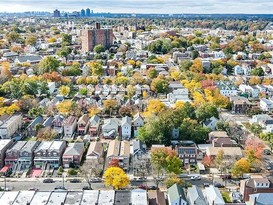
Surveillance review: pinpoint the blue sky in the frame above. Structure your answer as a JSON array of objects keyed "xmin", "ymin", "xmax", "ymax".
[{"xmin": 0, "ymin": 0, "xmax": 272, "ymax": 14}]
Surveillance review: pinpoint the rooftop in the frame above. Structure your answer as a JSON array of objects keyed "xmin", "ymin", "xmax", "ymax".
[
  {"xmin": 0, "ymin": 191, "xmax": 19, "ymax": 205},
  {"xmin": 47, "ymin": 191, "xmax": 67, "ymax": 205},
  {"xmin": 30, "ymin": 191, "xmax": 52, "ymax": 205},
  {"xmin": 131, "ymin": 189, "xmax": 148, "ymax": 205},
  {"xmin": 12, "ymin": 191, "xmax": 35, "ymax": 205},
  {"xmin": 98, "ymin": 190, "xmax": 115, "ymax": 205},
  {"xmin": 0, "ymin": 139, "xmax": 12, "ymax": 152},
  {"xmin": 80, "ymin": 190, "xmax": 99, "ymax": 205}
]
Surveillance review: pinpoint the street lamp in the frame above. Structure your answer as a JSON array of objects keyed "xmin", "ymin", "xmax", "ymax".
[{"xmin": 62, "ymin": 174, "xmax": 65, "ymax": 189}]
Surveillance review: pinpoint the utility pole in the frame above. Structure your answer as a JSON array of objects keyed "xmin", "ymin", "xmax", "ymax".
[{"xmin": 62, "ymin": 174, "xmax": 65, "ymax": 188}]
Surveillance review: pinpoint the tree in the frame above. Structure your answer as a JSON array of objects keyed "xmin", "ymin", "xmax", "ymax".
[
  {"xmin": 115, "ymin": 76, "xmax": 129, "ymax": 86},
  {"xmin": 103, "ymin": 167, "xmax": 130, "ymax": 190},
  {"xmin": 231, "ymin": 158, "xmax": 250, "ymax": 178},
  {"xmin": 59, "ymin": 85, "xmax": 70, "ymax": 96},
  {"xmin": 103, "ymin": 99, "xmax": 118, "ymax": 115},
  {"xmin": 245, "ymin": 138, "xmax": 265, "ymax": 161},
  {"xmin": 28, "ymin": 107, "xmax": 44, "ymax": 118},
  {"xmin": 164, "ymin": 174, "xmax": 184, "ymax": 188},
  {"xmin": 57, "ymin": 46, "xmax": 71, "ymax": 63},
  {"xmin": 38, "ymin": 56, "xmax": 60, "ymax": 74},
  {"xmin": 25, "ymin": 35, "xmax": 37, "ymax": 46},
  {"xmin": 165, "ymin": 155, "xmax": 182, "ymax": 174},
  {"xmin": 88, "ymin": 106, "xmax": 101, "ymax": 117},
  {"xmin": 202, "ymin": 155, "xmax": 213, "ymax": 168},
  {"xmin": 126, "ymin": 85, "xmax": 136, "ymax": 99},
  {"xmin": 250, "ymin": 67, "xmax": 264, "ymax": 76},
  {"xmin": 80, "ymin": 161, "xmax": 102, "ymax": 189},
  {"xmin": 145, "ymin": 99, "xmax": 166, "ymax": 116},
  {"xmin": 79, "ymin": 88, "xmax": 87, "ymax": 96},
  {"xmin": 48, "ymin": 37, "xmax": 57, "ymax": 43},
  {"xmin": 249, "ymin": 76, "xmax": 261, "ymax": 85},
  {"xmin": 190, "ymin": 58, "xmax": 203, "ymax": 73},
  {"xmin": 36, "ymin": 127, "xmax": 57, "ymax": 140},
  {"xmin": 195, "ymin": 104, "xmax": 219, "ymax": 123},
  {"xmin": 86, "ymin": 61, "xmax": 103, "ymax": 76},
  {"xmin": 151, "ymin": 77, "xmax": 169, "ymax": 94},
  {"xmin": 94, "ymin": 44, "xmax": 105, "ymax": 53},
  {"xmin": 146, "ymin": 67, "xmax": 158, "ymax": 79},
  {"xmin": 18, "ymin": 95, "xmax": 38, "ymax": 112},
  {"xmin": 108, "ymin": 158, "xmax": 120, "ymax": 167},
  {"xmin": 56, "ymin": 100, "xmax": 76, "ymax": 116},
  {"xmin": 61, "ymin": 33, "xmax": 72, "ymax": 46},
  {"xmin": 215, "ymin": 149, "xmax": 224, "ymax": 173},
  {"xmin": 0, "ymin": 62, "xmax": 12, "ymax": 79},
  {"xmin": 180, "ymin": 60, "xmax": 193, "ymax": 71},
  {"xmin": 119, "ymin": 106, "xmax": 133, "ymax": 117}
]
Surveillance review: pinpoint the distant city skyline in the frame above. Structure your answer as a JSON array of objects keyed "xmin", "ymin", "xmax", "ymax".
[{"xmin": 0, "ymin": 0, "xmax": 273, "ymax": 14}]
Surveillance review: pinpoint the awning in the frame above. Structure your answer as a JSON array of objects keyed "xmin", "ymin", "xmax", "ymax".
[{"xmin": 0, "ymin": 165, "xmax": 11, "ymax": 173}]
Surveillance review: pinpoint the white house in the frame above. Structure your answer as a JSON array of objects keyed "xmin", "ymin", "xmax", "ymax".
[
  {"xmin": 218, "ymin": 81, "xmax": 238, "ymax": 97},
  {"xmin": 63, "ymin": 116, "xmax": 78, "ymax": 140},
  {"xmin": 239, "ymin": 84, "xmax": 259, "ymax": 98},
  {"xmin": 234, "ymin": 65, "xmax": 243, "ymax": 75},
  {"xmin": 203, "ymin": 116, "xmax": 219, "ymax": 130},
  {"xmin": 204, "ymin": 185, "xmax": 225, "ymax": 205},
  {"xmin": 132, "ymin": 113, "xmax": 144, "ymax": 137},
  {"xmin": 0, "ymin": 114, "xmax": 22, "ymax": 139},
  {"xmin": 121, "ymin": 116, "xmax": 132, "ymax": 140},
  {"xmin": 47, "ymin": 82, "xmax": 56, "ymax": 95},
  {"xmin": 260, "ymin": 98, "xmax": 273, "ymax": 112}
]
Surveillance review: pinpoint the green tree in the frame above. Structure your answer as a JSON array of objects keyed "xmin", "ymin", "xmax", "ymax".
[
  {"xmin": 28, "ymin": 107, "xmax": 44, "ymax": 118},
  {"xmin": 165, "ymin": 155, "xmax": 182, "ymax": 174},
  {"xmin": 215, "ymin": 149, "xmax": 224, "ymax": 173},
  {"xmin": 61, "ymin": 33, "xmax": 72, "ymax": 46},
  {"xmin": 146, "ymin": 67, "xmax": 158, "ymax": 79},
  {"xmin": 94, "ymin": 44, "xmax": 105, "ymax": 53},
  {"xmin": 151, "ymin": 77, "xmax": 169, "ymax": 94},
  {"xmin": 57, "ymin": 46, "xmax": 71, "ymax": 63},
  {"xmin": 180, "ymin": 60, "xmax": 193, "ymax": 71},
  {"xmin": 25, "ymin": 35, "xmax": 37, "ymax": 46},
  {"xmin": 86, "ymin": 61, "xmax": 103, "ymax": 76},
  {"xmin": 38, "ymin": 56, "xmax": 60, "ymax": 74},
  {"xmin": 164, "ymin": 174, "xmax": 184, "ymax": 188},
  {"xmin": 250, "ymin": 67, "xmax": 264, "ymax": 76},
  {"xmin": 195, "ymin": 104, "xmax": 219, "ymax": 123}
]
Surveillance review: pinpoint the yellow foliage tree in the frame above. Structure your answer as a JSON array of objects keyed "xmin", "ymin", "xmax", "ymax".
[
  {"xmin": 181, "ymin": 80, "xmax": 201, "ymax": 93},
  {"xmin": 145, "ymin": 99, "xmax": 165, "ymax": 117},
  {"xmin": 59, "ymin": 85, "xmax": 70, "ymax": 96},
  {"xmin": 249, "ymin": 77, "xmax": 261, "ymax": 85},
  {"xmin": 232, "ymin": 158, "xmax": 250, "ymax": 178},
  {"xmin": 192, "ymin": 91, "xmax": 206, "ymax": 106},
  {"xmin": 48, "ymin": 37, "xmax": 57, "ymax": 43},
  {"xmin": 1, "ymin": 62, "xmax": 12, "ymax": 78},
  {"xmin": 174, "ymin": 101, "xmax": 185, "ymax": 109},
  {"xmin": 263, "ymin": 78, "xmax": 271, "ymax": 85},
  {"xmin": 143, "ymin": 91, "xmax": 148, "ymax": 99},
  {"xmin": 56, "ymin": 100, "xmax": 75, "ymax": 116},
  {"xmin": 190, "ymin": 58, "xmax": 203, "ymax": 73},
  {"xmin": 88, "ymin": 106, "xmax": 101, "ymax": 117},
  {"xmin": 170, "ymin": 70, "xmax": 182, "ymax": 81},
  {"xmin": 103, "ymin": 167, "xmax": 129, "ymax": 190},
  {"xmin": 103, "ymin": 99, "xmax": 118, "ymax": 114}
]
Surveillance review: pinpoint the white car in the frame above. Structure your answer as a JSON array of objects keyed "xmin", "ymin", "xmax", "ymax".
[{"xmin": 190, "ymin": 175, "xmax": 201, "ymax": 180}]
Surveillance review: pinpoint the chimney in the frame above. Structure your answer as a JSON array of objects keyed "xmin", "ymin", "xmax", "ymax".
[{"xmin": 96, "ymin": 23, "xmax": 101, "ymax": 29}]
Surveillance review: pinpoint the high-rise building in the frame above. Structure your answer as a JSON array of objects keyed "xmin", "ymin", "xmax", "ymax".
[
  {"xmin": 80, "ymin": 9, "xmax": 85, "ymax": 17},
  {"xmin": 81, "ymin": 23, "xmax": 114, "ymax": 53},
  {"xmin": 86, "ymin": 8, "xmax": 91, "ymax": 17},
  {"xmin": 53, "ymin": 9, "xmax": 61, "ymax": 17}
]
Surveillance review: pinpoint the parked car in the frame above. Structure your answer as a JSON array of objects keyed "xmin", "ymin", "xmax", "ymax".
[
  {"xmin": 220, "ymin": 174, "xmax": 231, "ymax": 179},
  {"xmin": 190, "ymin": 175, "xmax": 201, "ymax": 180},
  {"xmin": 214, "ymin": 183, "xmax": 225, "ymax": 188},
  {"xmin": 70, "ymin": 178, "xmax": 81, "ymax": 183},
  {"xmin": 82, "ymin": 186, "xmax": 91, "ymax": 190},
  {"xmin": 28, "ymin": 188, "xmax": 39, "ymax": 191},
  {"xmin": 54, "ymin": 186, "xmax": 67, "ymax": 190},
  {"xmin": 203, "ymin": 183, "xmax": 210, "ymax": 188},
  {"xmin": 43, "ymin": 179, "xmax": 54, "ymax": 183},
  {"xmin": 90, "ymin": 178, "xmax": 102, "ymax": 183},
  {"xmin": 148, "ymin": 186, "xmax": 157, "ymax": 190},
  {"xmin": 138, "ymin": 184, "xmax": 149, "ymax": 190}
]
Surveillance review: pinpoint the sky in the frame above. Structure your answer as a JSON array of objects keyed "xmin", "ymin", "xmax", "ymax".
[{"xmin": 0, "ymin": 0, "xmax": 272, "ymax": 14}]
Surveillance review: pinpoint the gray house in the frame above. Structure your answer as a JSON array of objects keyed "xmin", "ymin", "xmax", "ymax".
[
  {"xmin": 187, "ymin": 185, "xmax": 207, "ymax": 205},
  {"xmin": 167, "ymin": 184, "xmax": 188, "ymax": 205}
]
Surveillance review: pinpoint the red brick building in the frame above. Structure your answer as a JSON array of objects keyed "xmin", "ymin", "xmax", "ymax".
[{"xmin": 81, "ymin": 23, "xmax": 113, "ymax": 53}]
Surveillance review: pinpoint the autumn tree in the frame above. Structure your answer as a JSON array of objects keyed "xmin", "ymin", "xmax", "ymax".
[
  {"xmin": 103, "ymin": 167, "xmax": 130, "ymax": 190},
  {"xmin": 126, "ymin": 85, "xmax": 136, "ymax": 99},
  {"xmin": 86, "ymin": 61, "xmax": 103, "ymax": 76},
  {"xmin": 146, "ymin": 67, "xmax": 158, "ymax": 79},
  {"xmin": 18, "ymin": 95, "xmax": 38, "ymax": 112},
  {"xmin": 59, "ymin": 85, "xmax": 70, "ymax": 96},
  {"xmin": 37, "ymin": 127, "xmax": 57, "ymax": 140},
  {"xmin": 245, "ymin": 138, "xmax": 265, "ymax": 161},
  {"xmin": 190, "ymin": 58, "xmax": 203, "ymax": 73},
  {"xmin": 231, "ymin": 158, "xmax": 250, "ymax": 178},
  {"xmin": 202, "ymin": 155, "xmax": 213, "ymax": 168},
  {"xmin": 103, "ymin": 99, "xmax": 118, "ymax": 115},
  {"xmin": 56, "ymin": 100, "xmax": 76, "ymax": 116},
  {"xmin": 119, "ymin": 106, "xmax": 133, "ymax": 117},
  {"xmin": 80, "ymin": 161, "xmax": 102, "ymax": 189},
  {"xmin": 145, "ymin": 99, "xmax": 166, "ymax": 117},
  {"xmin": 108, "ymin": 158, "xmax": 120, "ymax": 167},
  {"xmin": 0, "ymin": 62, "xmax": 12, "ymax": 79},
  {"xmin": 88, "ymin": 106, "xmax": 101, "ymax": 117},
  {"xmin": 164, "ymin": 173, "xmax": 184, "ymax": 188},
  {"xmin": 38, "ymin": 56, "xmax": 60, "ymax": 74},
  {"xmin": 215, "ymin": 149, "xmax": 224, "ymax": 173},
  {"xmin": 151, "ymin": 77, "xmax": 169, "ymax": 94},
  {"xmin": 25, "ymin": 35, "xmax": 37, "ymax": 46},
  {"xmin": 249, "ymin": 76, "xmax": 261, "ymax": 85},
  {"xmin": 115, "ymin": 76, "xmax": 129, "ymax": 86}
]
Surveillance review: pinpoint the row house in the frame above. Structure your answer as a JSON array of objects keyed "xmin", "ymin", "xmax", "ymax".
[
  {"xmin": 0, "ymin": 140, "xmax": 13, "ymax": 169},
  {"xmin": 260, "ymin": 98, "xmax": 273, "ymax": 112},
  {"xmin": 0, "ymin": 114, "xmax": 23, "ymax": 139},
  {"xmin": 62, "ymin": 143, "xmax": 85, "ymax": 168},
  {"xmin": 89, "ymin": 115, "xmax": 101, "ymax": 136},
  {"xmin": 121, "ymin": 116, "xmax": 132, "ymax": 140},
  {"xmin": 63, "ymin": 116, "xmax": 78, "ymax": 140},
  {"xmin": 86, "ymin": 141, "xmax": 104, "ymax": 163},
  {"xmin": 52, "ymin": 115, "xmax": 65, "ymax": 136},
  {"xmin": 18, "ymin": 141, "xmax": 40, "ymax": 170},
  {"xmin": 107, "ymin": 140, "xmax": 130, "ymax": 170},
  {"xmin": 132, "ymin": 113, "xmax": 144, "ymax": 137},
  {"xmin": 27, "ymin": 116, "xmax": 44, "ymax": 136},
  {"xmin": 230, "ymin": 96, "xmax": 252, "ymax": 114},
  {"xmin": 34, "ymin": 141, "xmax": 66, "ymax": 169},
  {"xmin": 5, "ymin": 141, "xmax": 27, "ymax": 170},
  {"xmin": 77, "ymin": 114, "xmax": 89, "ymax": 135},
  {"xmin": 239, "ymin": 84, "xmax": 259, "ymax": 99}
]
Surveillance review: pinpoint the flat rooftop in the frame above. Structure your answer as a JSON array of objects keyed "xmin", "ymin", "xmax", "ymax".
[
  {"xmin": 64, "ymin": 191, "xmax": 83, "ymax": 205},
  {"xmin": 13, "ymin": 191, "xmax": 35, "ymax": 205},
  {"xmin": 98, "ymin": 190, "xmax": 115, "ymax": 205},
  {"xmin": 47, "ymin": 191, "xmax": 67, "ymax": 205},
  {"xmin": 80, "ymin": 190, "xmax": 99, "ymax": 205},
  {"xmin": 30, "ymin": 191, "xmax": 52, "ymax": 205},
  {"xmin": 0, "ymin": 191, "xmax": 19, "ymax": 205}
]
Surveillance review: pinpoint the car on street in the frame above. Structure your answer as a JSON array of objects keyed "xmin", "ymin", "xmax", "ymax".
[
  {"xmin": 70, "ymin": 178, "xmax": 81, "ymax": 183},
  {"xmin": 190, "ymin": 175, "xmax": 201, "ymax": 180},
  {"xmin": 220, "ymin": 174, "xmax": 231, "ymax": 179},
  {"xmin": 43, "ymin": 179, "xmax": 54, "ymax": 183},
  {"xmin": 82, "ymin": 186, "xmax": 91, "ymax": 190},
  {"xmin": 54, "ymin": 186, "xmax": 67, "ymax": 190},
  {"xmin": 214, "ymin": 183, "xmax": 225, "ymax": 188},
  {"xmin": 203, "ymin": 183, "xmax": 210, "ymax": 188},
  {"xmin": 28, "ymin": 188, "xmax": 39, "ymax": 191},
  {"xmin": 264, "ymin": 149, "xmax": 271, "ymax": 155}
]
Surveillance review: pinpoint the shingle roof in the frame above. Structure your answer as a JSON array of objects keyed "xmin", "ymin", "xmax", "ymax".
[
  {"xmin": 63, "ymin": 143, "xmax": 84, "ymax": 156},
  {"xmin": 167, "ymin": 184, "xmax": 187, "ymax": 204}
]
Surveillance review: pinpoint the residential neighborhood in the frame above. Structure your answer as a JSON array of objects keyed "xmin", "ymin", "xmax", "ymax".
[{"xmin": 1, "ymin": 5, "xmax": 273, "ymax": 205}]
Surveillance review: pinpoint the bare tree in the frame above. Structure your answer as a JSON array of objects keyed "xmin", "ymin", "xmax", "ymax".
[{"xmin": 80, "ymin": 161, "xmax": 102, "ymax": 189}]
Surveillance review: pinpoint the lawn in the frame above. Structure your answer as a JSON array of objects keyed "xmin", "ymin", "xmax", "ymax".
[{"xmin": 221, "ymin": 191, "xmax": 232, "ymax": 203}]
